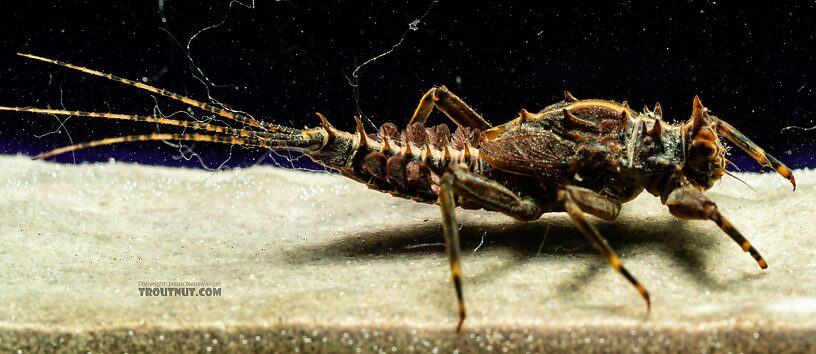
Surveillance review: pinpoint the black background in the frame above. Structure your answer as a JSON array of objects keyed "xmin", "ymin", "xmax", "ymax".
[{"xmin": 0, "ymin": 1, "xmax": 814, "ymax": 170}]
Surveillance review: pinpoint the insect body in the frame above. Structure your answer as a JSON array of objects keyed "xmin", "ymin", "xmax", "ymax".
[{"xmin": 0, "ymin": 54, "xmax": 796, "ymax": 332}]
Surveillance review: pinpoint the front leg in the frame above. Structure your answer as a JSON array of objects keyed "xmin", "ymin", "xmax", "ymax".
[
  {"xmin": 410, "ymin": 86, "xmax": 492, "ymax": 131},
  {"xmin": 665, "ymin": 186, "xmax": 768, "ymax": 269}
]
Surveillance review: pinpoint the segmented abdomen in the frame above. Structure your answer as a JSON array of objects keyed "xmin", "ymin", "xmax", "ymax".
[{"xmin": 343, "ymin": 122, "xmax": 485, "ymax": 202}]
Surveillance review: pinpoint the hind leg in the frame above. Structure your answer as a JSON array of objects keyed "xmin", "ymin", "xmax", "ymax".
[
  {"xmin": 409, "ymin": 86, "xmax": 492, "ymax": 131},
  {"xmin": 437, "ymin": 167, "xmax": 544, "ymax": 332}
]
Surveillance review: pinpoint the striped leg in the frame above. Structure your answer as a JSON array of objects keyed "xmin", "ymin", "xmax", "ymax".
[
  {"xmin": 438, "ymin": 172, "xmax": 466, "ymax": 333},
  {"xmin": 438, "ymin": 168, "xmax": 544, "ymax": 332},
  {"xmin": 665, "ymin": 186, "xmax": 768, "ymax": 269},
  {"xmin": 558, "ymin": 186, "xmax": 651, "ymax": 312},
  {"xmin": 409, "ymin": 86, "xmax": 492, "ymax": 131}
]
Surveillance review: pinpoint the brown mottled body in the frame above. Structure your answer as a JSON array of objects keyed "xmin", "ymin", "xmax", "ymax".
[{"xmin": 0, "ymin": 53, "xmax": 797, "ymax": 333}]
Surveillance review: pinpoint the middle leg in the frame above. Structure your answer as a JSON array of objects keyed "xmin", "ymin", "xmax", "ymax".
[{"xmin": 557, "ymin": 185, "xmax": 651, "ymax": 311}]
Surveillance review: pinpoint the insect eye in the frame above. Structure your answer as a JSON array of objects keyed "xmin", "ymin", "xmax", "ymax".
[{"xmin": 692, "ymin": 140, "xmax": 717, "ymax": 158}]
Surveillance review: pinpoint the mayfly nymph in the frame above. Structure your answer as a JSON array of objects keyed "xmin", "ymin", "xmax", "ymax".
[{"xmin": 0, "ymin": 53, "xmax": 795, "ymax": 332}]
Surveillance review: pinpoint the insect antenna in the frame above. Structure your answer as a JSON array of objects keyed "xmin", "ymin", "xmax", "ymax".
[
  {"xmin": 16, "ymin": 53, "xmax": 298, "ymax": 135},
  {"xmin": 0, "ymin": 106, "xmax": 288, "ymax": 140},
  {"xmin": 32, "ymin": 132, "xmax": 322, "ymax": 160}
]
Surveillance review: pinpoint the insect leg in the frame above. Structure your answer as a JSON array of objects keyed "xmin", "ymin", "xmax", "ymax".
[
  {"xmin": 438, "ymin": 172, "xmax": 466, "ymax": 333},
  {"xmin": 665, "ymin": 186, "xmax": 768, "ymax": 269},
  {"xmin": 438, "ymin": 167, "xmax": 544, "ymax": 332},
  {"xmin": 409, "ymin": 86, "xmax": 492, "ymax": 131},
  {"xmin": 442, "ymin": 167, "xmax": 545, "ymax": 221},
  {"xmin": 558, "ymin": 186, "xmax": 651, "ymax": 312}
]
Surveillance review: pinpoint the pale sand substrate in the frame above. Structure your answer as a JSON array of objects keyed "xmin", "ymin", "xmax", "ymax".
[{"xmin": 0, "ymin": 155, "xmax": 813, "ymax": 353}]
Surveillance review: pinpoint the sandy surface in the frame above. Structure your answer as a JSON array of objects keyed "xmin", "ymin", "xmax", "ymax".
[{"xmin": 0, "ymin": 155, "xmax": 814, "ymax": 353}]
